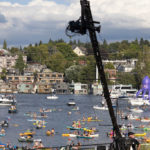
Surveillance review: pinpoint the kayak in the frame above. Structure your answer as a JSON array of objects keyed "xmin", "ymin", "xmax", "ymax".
[
  {"xmin": 81, "ymin": 120, "xmax": 102, "ymax": 122},
  {"xmin": 33, "ymin": 121, "xmax": 47, "ymax": 125},
  {"xmin": 8, "ymin": 109, "xmax": 17, "ymax": 113},
  {"xmin": 134, "ymin": 133, "xmax": 146, "ymax": 137},
  {"xmin": 27, "ymin": 119, "xmax": 42, "ymax": 122},
  {"xmin": 66, "ymin": 126, "xmax": 95, "ymax": 132},
  {"xmin": 76, "ymin": 135, "xmax": 93, "ymax": 139},
  {"xmin": 18, "ymin": 138, "xmax": 33, "ymax": 143},
  {"xmin": 62, "ymin": 134, "xmax": 77, "ymax": 137},
  {"xmin": 143, "ymin": 128, "xmax": 150, "ymax": 131},
  {"xmin": 66, "ymin": 126, "xmax": 83, "ymax": 130},
  {"xmin": 62, "ymin": 134, "xmax": 99, "ymax": 138},
  {"xmin": 0, "ymin": 133, "xmax": 5, "ymax": 137},
  {"xmin": 19, "ymin": 132, "xmax": 35, "ymax": 136}
]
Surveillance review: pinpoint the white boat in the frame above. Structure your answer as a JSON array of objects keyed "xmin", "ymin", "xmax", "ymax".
[
  {"xmin": 130, "ymin": 108, "xmax": 143, "ymax": 113},
  {"xmin": 111, "ymin": 84, "xmax": 137, "ymax": 98},
  {"xmin": 110, "ymin": 90, "xmax": 120, "ymax": 99},
  {"xmin": 0, "ymin": 95, "xmax": 17, "ymax": 106},
  {"xmin": 128, "ymin": 96, "xmax": 150, "ymax": 106},
  {"xmin": 46, "ymin": 95, "xmax": 58, "ymax": 100},
  {"xmin": 141, "ymin": 119, "xmax": 150, "ymax": 122},
  {"xmin": 67, "ymin": 102, "xmax": 76, "ymax": 106},
  {"xmin": 93, "ymin": 105, "xmax": 108, "ymax": 110},
  {"xmin": 128, "ymin": 114, "xmax": 139, "ymax": 120}
]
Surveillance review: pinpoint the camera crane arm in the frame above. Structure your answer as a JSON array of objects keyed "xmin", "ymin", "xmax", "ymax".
[{"xmin": 66, "ymin": 0, "xmax": 122, "ymax": 138}]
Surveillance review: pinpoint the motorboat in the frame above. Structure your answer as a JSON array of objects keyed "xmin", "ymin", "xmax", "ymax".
[
  {"xmin": 130, "ymin": 108, "xmax": 143, "ymax": 113},
  {"xmin": 128, "ymin": 96, "xmax": 150, "ymax": 106},
  {"xmin": 67, "ymin": 102, "xmax": 76, "ymax": 106},
  {"xmin": 0, "ymin": 95, "xmax": 17, "ymax": 106},
  {"xmin": 111, "ymin": 84, "xmax": 137, "ymax": 98},
  {"xmin": 46, "ymin": 95, "xmax": 58, "ymax": 100},
  {"xmin": 93, "ymin": 105, "xmax": 108, "ymax": 110},
  {"xmin": 110, "ymin": 90, "xmax": 120, "ymax": 99}
]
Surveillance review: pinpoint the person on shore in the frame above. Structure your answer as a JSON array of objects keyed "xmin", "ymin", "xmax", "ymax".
[{"xmin": 128, "ymin": 132, "xmax": 141, "ymax": 150}]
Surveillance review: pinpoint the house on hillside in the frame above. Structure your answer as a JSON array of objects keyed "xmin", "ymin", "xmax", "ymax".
[
  {"xmin": 24, "ymin": 63, "xmax": 47, "ymax": 75},
  {"xmin": 73, "ymin": 46, "xmax": 87, "ymax": 56},
  {"xmin": 55, "ymin": 82, "xmax": 69, "ymax": 94},
  {"xmin": 92, "ymin": 82, "xmax": 103, "ymax": 95},
  {"xmin": 0, "ymin": 55, "xmax": 27, "ymax": 73},
  {"xmin": 105, "ymin": 69, "xmax": 117, "ymax": 83},
  {"xmin": 69, "ymin": 82, "xmax": 88, "ymax": 95},
  {"xmin": 17, "ymin": 83, "xmax": 34, "ymax": 93},
  {"xmin": 103, "ymin": 59, "xmax": 138, "ymax": 72}
]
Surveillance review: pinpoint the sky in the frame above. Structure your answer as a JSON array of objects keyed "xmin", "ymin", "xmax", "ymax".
[{"xmin": 0, "ymin": 0, "xmax": 150, "ymax": 47}]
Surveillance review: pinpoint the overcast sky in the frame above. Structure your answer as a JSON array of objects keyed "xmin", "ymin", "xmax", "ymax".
[{"xmin": 0, "ymin": 0, "xmax": 150, "ymax": 47}]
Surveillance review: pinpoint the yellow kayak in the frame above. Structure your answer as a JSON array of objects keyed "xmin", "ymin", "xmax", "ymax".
[
  {"xmin": 83, "ymin": 128, "xmax": 94, "ymax": 133},
  {"xmin": 81, "ymin": 120, "xmax": 102, "ymax": 122},
  {"xmin": 134, "ymin": 133, "xmax": 146, "ymax": 137},
  {"xmin": 62, "ymin": 134, "xmax": 70, "ymax": 137},
  {"xmin": 19, "ymin": 132, "xmax": 35, "ymax": 136}
]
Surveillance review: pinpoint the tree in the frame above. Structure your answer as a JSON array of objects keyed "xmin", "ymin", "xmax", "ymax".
[
  {"xmin": 104, "ymin": 62, "xmax": 115, "ymax": 69},
  {"xmin": 47, "ymin": 52, "xmax": 67, "ymax": 73},
  {"xmin": 15, "ymin": 54, "xmax": 25, "ymax": 75},
  {"xmin": 1, "ymin": 68, "xmax": 7, "ymax": 81},
  {"xmin": 10, "ymin": 47, "xmax": 20, "ymax": 55},
  {"xmin": 117, "ymin": 72, "xmax": 137, "ymax": 88},
  {"xmin": 3, "ymin": 40, "xmax": 7, "ymax": 49},
  {"xmin": 65, "ymin": 65, "xmax": 82, "ymax": 83},
  {"xmin": 39, "ymin": 40, "xmax": 42, "ymax": 46}
]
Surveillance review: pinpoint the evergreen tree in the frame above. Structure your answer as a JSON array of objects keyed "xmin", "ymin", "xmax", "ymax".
[
  {"xmin": 35, "ymin": 43, "xmax": 38, "ymax": 47},
  {"xmin": 39, "ymin": 40, "xmax": 42, "ymax": 46},
  {"xmin": 15, "ymin": 54, "xmax": 25, "ymax": 75},
  {"xmin": 3, "ymin": 40, "xmax": 7, "ymax": 49}
]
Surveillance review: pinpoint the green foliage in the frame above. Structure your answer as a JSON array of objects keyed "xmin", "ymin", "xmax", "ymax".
[
  {"xmin": 1, "ymin": 68, "xmax": 7, "ymax": 81},
  {"xmin": 65, "ymin": 65, "xmax": 83, "ymax": 83},
  {"xmin": 56, "ymin": 42, "xmax": 77, "ymax": 59},
  {"xmin": 3, "ymin": 40, "xmax": 7, "ymax": 49},
  {"xmin": 20, "ymin": 38, "xmax": 150, "ymax": 87},
  {"xmin": 15, "ymin": 54, "xmax": 26, "ymax": 75},
  {"xmin": 48, "ymin": 52, "xmax": 67, "ymax": 73},
  {"xmin": 10, "ymin": 47, "xmax": 20, "ymax": 55},
  {"xmin": 117, "ymin": 72, "xmax": 137, "ymax": 88},
  {"xmin": 104, "ymin": 62, "xmax": 115, "ymax": 69}
]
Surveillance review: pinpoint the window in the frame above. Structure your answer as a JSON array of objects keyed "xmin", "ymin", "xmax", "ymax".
[
  {"xmin": 46, "ymin": 74, "xmax": 50, "ymax": 77},
  {"xmin": 8, "ymin": 77, "xmax": 12, "ymax": 80},
  {"xmin": 27, "ymin": 77, "xmax": 31, "ymax": 80},
  {"xmin": 58, "ymin": 75, "xmax": 62, "ymax": 77},
  {"xmin": 52, "ymin": 74, "xmax": 56, "ymax": 77},
  {"xmin": 15, "ymin": 77, "xmax": 19, "ymax": 80}
]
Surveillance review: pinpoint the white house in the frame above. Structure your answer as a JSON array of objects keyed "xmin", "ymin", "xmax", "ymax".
[
  {"xmin": 73, "ymin": 46, "xmax": 86, "ymax": 56},
  {"xmin": 103, "ymin": 59, "xmax": 138, "ymax": 72}
]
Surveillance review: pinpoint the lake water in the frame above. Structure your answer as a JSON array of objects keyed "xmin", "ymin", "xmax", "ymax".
[{"xmin": 0, "ymin": 94, "xmax": 149, "ymax": 148}]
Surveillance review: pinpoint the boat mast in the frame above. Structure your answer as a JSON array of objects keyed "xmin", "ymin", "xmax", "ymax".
[{"xmin": 66, "ymin": 0, "xmax": 121, "ymax": 138}]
